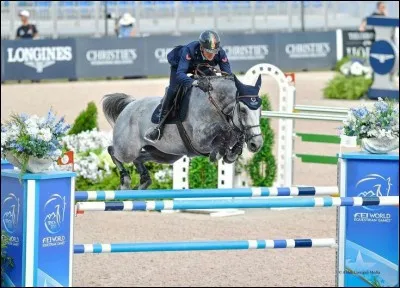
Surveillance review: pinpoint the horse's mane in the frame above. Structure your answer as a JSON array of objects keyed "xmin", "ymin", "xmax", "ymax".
[
  {"xmin": 197, "ymin": 75, "xmax": 234, "ymax": 81},
  {"xmin": 191, "ymin": 65, "xmax": 236, "ymax": 97},
  {"xmin": 193, "ymin": 64, "xmax": 234, "ymax": 82}
]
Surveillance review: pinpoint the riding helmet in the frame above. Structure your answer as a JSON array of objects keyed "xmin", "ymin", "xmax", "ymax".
[{"xmin": 199, "ymin": 30, "xmax": 220, "ymax": 54}]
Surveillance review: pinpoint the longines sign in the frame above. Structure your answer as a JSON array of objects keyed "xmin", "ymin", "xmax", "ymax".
[{"xmin": 2, "ymin": 39, "xmax": 75, "ymax": 80}]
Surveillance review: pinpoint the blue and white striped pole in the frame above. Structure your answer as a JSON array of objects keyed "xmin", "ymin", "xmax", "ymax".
[
  {"xmin": 74, "ymin": 238, "xmax": 337, "ymax": 254},
  {"xmin": 74, "ymin": 186, "xmax": 339, "ymax": 201},
  {"xmin": 76, "ymin": 196, "xmax": 399, "ymax": 212}
]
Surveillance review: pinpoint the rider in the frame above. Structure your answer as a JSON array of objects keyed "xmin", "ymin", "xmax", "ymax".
[{"xmin": 145, "ymin": 30, "xmax": 233, "ymax": 142}]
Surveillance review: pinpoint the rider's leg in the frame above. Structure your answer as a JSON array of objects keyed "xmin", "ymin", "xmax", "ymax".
[
  {"xmin": 145, "ymin": 87, "xmax": 176, "ymax": 141},
  {"xmin": 159, "ymin": 87, "xmax": 175, "ymax": 123},
  {"xmin": 145, "ymin": 67, "xmax": 178, "ymax": 141}
]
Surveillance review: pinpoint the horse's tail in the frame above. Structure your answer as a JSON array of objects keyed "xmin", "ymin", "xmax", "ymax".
[{"xmin": 102, "ymin": 93, "xmax": 135, "ymax": 127}]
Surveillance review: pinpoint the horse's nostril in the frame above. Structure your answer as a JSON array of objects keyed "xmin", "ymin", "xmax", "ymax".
[{"xmin": 250, "ymin": 143, "xmax": 257, "ymax": 151}]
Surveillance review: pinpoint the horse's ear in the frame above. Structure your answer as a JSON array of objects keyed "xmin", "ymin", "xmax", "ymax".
[
  {"xmin": 233, "ymin": 74, "xmax": 242, "ymax": 88},
  {"xmin": 233, "ymin": 74, "xmax": 239, "ymax": 83},
  {"xmin": 255, "ymin": 75, "xmax": 262, "ymax": 91}
]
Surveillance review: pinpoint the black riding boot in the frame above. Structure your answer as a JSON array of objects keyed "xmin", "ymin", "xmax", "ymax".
[{"xmin": 145, "ymin": 90, "xmax": 174, "ymax": 141}]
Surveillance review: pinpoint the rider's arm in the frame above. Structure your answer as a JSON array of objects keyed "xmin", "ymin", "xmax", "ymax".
[
  {"xmin": 176, "ymin": 47, "xmax": 195, "ymax": 88},
  {"xmin": 218, "ymin": 49, "xmax": 232, "ymax": 74}
]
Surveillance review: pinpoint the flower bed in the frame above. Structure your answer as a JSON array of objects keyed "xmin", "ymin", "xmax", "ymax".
[
  {"xmin": 324, "ymin": 57, "xmax": 373, "ymax": 100},
  {"xmin": 56, "ymin": 128, "xmax": 173, "ymax": 190}
]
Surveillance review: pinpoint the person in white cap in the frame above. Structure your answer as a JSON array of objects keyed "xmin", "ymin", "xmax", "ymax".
[
  {"xmin": 117, "ymin": 12, "xmax": 136, "ymax": 38},
  {"xmin": 16, "ymin": 9, "xmax": 38, "ymax": 39}
]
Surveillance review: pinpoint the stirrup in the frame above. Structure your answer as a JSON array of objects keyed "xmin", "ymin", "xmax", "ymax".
[{"xmin": 145, "ymin": 127, "xmax": 162, "ymax": 142}]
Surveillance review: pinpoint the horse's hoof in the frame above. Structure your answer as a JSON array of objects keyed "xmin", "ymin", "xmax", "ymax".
[
  {"xmin": 216, "ymin": 152, "xmax": 224, "ymax": 161},
  {"xmin": 209, "ymin": 151, "xmax": 217, "ymax": 162},
  {"xmin": 223, "ymin": 155, "xmax": 237, "ymax": 164},
  {"xmin": 119, "ymin": 184, "xmax": 131, "ymax": 190},
  {"xmin": 139, "ymin": 179, "xmax": 152, "ymax": 190},
  {"xmin": 119, "ymin": 175, "xmax": 131, "ymax": 190}
]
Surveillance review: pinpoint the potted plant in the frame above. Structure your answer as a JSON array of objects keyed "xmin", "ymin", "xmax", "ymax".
[
  {"xmin": 1, "ymin": 109, "xmax": 70, "ymax": 176},
  {"xmin": 1, "ymin": 230, "xmax": 14, "ymax": 285},
  {"xmin": 340, "ymin": 98, "xmax": 399, "ymax": 154}
]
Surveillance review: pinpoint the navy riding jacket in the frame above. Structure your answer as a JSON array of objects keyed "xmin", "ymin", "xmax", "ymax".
[{"xmin": 167, "ymin": 41, "xmax": 232, "ymax": 88}]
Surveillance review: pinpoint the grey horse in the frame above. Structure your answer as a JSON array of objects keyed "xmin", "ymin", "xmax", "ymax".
[{"xmin": 102, "ymin": 74, "xmax": 264, "ymax": 190}]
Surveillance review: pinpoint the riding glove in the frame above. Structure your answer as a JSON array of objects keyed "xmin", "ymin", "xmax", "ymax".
[{"xmin": 192, "ymin": 80, "xmax": 211, "ymax": 93}]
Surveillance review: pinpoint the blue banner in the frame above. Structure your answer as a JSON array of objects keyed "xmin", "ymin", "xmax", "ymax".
[
  {"xmin": 344, "ymin": 158, "xmax": 399, "ymax": 287},
  {"xmin": 221, "ymin": 33, "xmax": 278, "ymax": 74},
  {"xmin": 2, "ymin": 38, "xmax": 76, "ymax": 80},
  {"xmin": 1, "ymin": 44, "xmax": 4, "ymax": 81},
  {"xmin": 36, "ymin": 178, "xmax": 73, "ymax": 287},
  {"xmin": 75, "ymin": 37, "xmax": 147, "ymax": 78},
  {"xmin": 341, "ymin": 29, "xmax": 375, "ymax": 58},
  {"xmin": 276, "ymin": 31, "xmax": 337, "ymax": 71},
  {"xmin": 1, "ymin": 177, "xmax": 25, "ymax": 287}
]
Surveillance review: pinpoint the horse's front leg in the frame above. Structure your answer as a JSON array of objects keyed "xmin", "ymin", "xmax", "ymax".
[
  {"xmin": 223, "ymin": 135, "xmax": 245, "ymax": 164},
  {"xmin": 209, "ymin": 134, "xmax": 230, "ymax": 163}
]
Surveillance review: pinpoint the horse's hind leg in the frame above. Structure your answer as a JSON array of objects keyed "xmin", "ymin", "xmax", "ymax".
[
  {"xmin": 133, "ymin": 160, "xmax": 152, "ymax": 190},
  {"xmin": 108, "ymin": 146, "xmax": 131, "ymax": 190}
]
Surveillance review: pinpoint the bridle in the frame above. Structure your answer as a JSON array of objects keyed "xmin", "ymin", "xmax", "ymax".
[{"xmin": 194, "ymin": 64, "xmax": 262, "ymax": 143}]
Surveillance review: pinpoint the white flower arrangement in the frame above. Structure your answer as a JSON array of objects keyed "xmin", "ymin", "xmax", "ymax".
[
  {"xmin": 339, "ymin": 58, "xmax": 372, "ymax": 79},
  {"xmin": 340, "ymin": 98, "xmax": 399, "ymax": 140},
  {"xmin": 55, "ymin": 128, "xmax": 115, "ymax": 181},
  {"xmin": 1, "ymin": 109, "xmax": 70, "ymax": 174},
  {"xmin": 154, "ymin": 169, "xmax": 173, "ymax": 183},
  {"xmin": 61, "ymin": 129, "xmax": 112, "ymax": 154}
]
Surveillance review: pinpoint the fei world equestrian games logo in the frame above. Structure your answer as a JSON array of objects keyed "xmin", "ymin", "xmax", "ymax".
[
  {"xmin": 44, "ymin": 194, "xmax": 66, "ymax": 234},
  {"xmin": 353, "ymin": 174, "xmax": 393, "ymax": 223},
  {"xmin": 369, "ymin": 40, "xmax": 396, "ymax": 75},
  {"xmin": 2, "ymin": 193, "xmax": 20, "ymax": 234}
]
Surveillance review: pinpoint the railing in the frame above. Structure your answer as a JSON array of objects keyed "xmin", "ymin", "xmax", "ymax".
[{"xmin": 2, "ymin": 1, "xmax": 399, "ymax": 39}]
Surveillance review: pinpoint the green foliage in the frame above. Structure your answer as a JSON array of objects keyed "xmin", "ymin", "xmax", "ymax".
[
  {"xmin": 68, "ymin": 102, "xmax": 99, "ymax": 135},
  {"xmin": 334, "ymin": 56, "xmax": 352, "ymax": 72},
  {"xmin": 1, "ymin": 230, "xmax": 14, "ymax": 285},
  {"xmin": 323, "ymin": 74, "xmax": 373, "ymax": 100},
  {"xmin": 145, "ymin": 162, "xmax": 174, "ymax": 190},
  {"xmin": 75, "ymin": 163, "xmax": 173, "ymax": 192},
  {"xmin": 246, "ymin": 94, "xmax": 277, "ymax": 186},
  {"xmin": 189, "ymin": 157, "xmax": 218, "ymax": 188},
  {"xmin": 335, "ymin": 56, "xmax": 367, "ymax": 72}
]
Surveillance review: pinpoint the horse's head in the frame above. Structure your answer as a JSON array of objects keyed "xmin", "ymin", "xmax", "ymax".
[
  {"xmin": 195, "ymin": 73, "xmax": 263, "ymax": 153},
  {"xmin": 232, "ymin": 74, "xmax": 263, "ymax": 152}
]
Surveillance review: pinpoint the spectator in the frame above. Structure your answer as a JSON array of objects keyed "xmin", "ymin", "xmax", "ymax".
[
  {"xmin": 16, "ymin": 10, "xmax": 38, "ymax": 39},
  {"xmin": 359, "ymin": 1, "xmax": 387, "ymax": 32},
  {"xmin": 117, "ymin": 12, "xmax": 136, "ymax": 38}
]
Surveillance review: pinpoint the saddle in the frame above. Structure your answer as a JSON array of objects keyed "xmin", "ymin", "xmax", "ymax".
[{"xmin": 150, "ymin": 84, "xmax": 191, "ymax": 125}]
